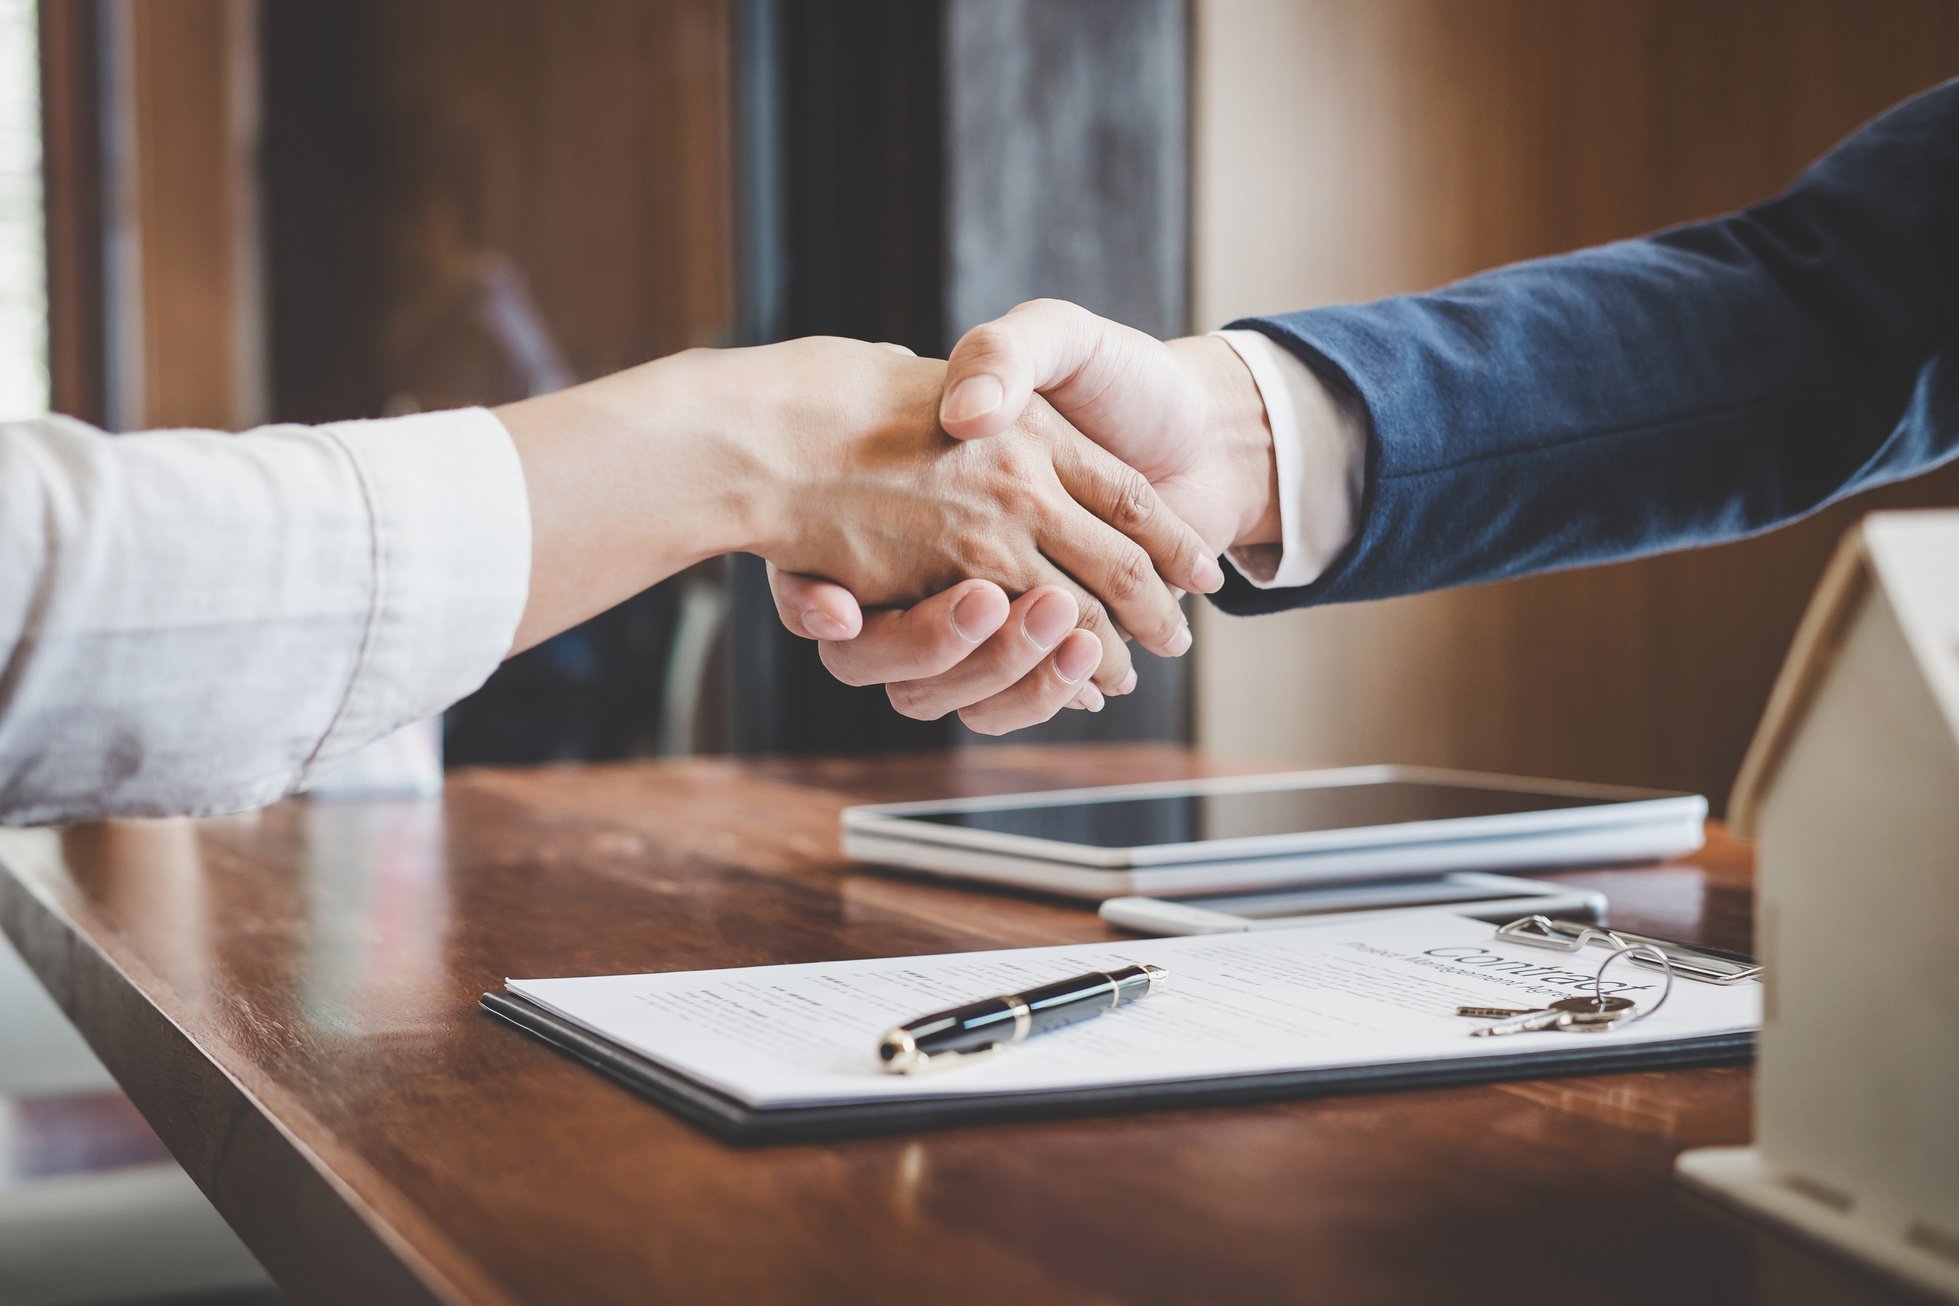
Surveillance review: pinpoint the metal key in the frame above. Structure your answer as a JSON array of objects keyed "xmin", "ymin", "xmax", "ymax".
[
  {"xmin": 1469, "ymin": 994, "xmax": 1635, "ymax": 1037},
  {"xmin": 1544, "ymin": 994, "xmax": 1640, "ymax": 1035},
  {"xmin": 1456, "ymin": 994, "xmax": 1635, "ymax": 1021},
  {"xmin": 1471, "ymin": 1008, "xmax": 1567, "ymax": 1037}
]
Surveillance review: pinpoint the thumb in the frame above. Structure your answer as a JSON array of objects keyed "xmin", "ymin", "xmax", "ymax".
[{"xmin": 940, "ymin": 298, "xmax": 1145, "ymax": 441}]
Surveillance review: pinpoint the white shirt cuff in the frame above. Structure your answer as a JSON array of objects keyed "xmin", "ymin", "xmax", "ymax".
[
  {"xmin": 307, "ymin": 407, "xmax": 531, "ymax": 772},
  {"xmin": 1211, "ymin": 329, "xmax": 1366, "ymax": 590}
]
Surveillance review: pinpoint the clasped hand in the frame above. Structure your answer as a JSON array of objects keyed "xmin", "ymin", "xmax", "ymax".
[
  {"xmin": 500, "ymin": 324, "xmax": 1246, "ymax": 726},
  {"xmin": 721, "ymin": 338, "xmax": 1217, "ymax": 701},
  {"xmin": 768, "ymin": 304, "xmax": 1276, "ymax": 733}
]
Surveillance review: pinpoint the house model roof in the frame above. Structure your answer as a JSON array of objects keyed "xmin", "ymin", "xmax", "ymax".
[{"xmin": 1729, "ymin": 510, "xmax": 1959, "ymax": 837}]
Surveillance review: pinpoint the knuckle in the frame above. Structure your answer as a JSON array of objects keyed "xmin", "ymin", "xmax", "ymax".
[
  {"xmin": 950, "ymin": 527, "xmax": 989, "ymax": 562},
  {"xmin": 1020, "ymin": 297, "xmax": 1082, "ymax": 325},
  {"xmin": 958, "ymin": 322, "xmax": 1014, "ymax": 367},
  {"xmin": 1107, "ymin": 469, "xmax": 1155, "ymax": 533},
  {"xmin": 954, "ymin": 534, "xmax": 1015, "ymax": 583},
  {"xmin": 996, "ymin": 439, "xmax": 1045, "ymax": 483},
  {"xmin": 1076, "ymin": 595, "xmax": 1110, "ymax": 634},
  {"xmin": 1007, "ymin": 406, "xmax": 1052, "ymax": 445},
  {"xmin": 1108, "ymin": 547, "xmax": 1153, "ymax": 604},
  {"xmin": 886, "ymin": 682, "xmax": 942, "ymax": 721},
  {"xmin": 1141, "ymin": 608, "xmax": 1180, "ymax": 645}
]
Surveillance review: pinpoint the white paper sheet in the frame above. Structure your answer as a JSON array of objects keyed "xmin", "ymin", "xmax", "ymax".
[{"xmin": 506, "ymin": 911, "xmax": 1760, "ymax": 1109}]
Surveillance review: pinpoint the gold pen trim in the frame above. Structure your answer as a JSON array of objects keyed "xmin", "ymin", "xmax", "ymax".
[{"xmin": 1003, "ymin": 995, "xmax": 1032, "ymax": 1043}]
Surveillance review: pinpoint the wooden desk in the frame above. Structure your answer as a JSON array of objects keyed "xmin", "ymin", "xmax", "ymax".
[{"xmin": 0, "ymin": 746, "xmax": 1907, "ymax": 1305}]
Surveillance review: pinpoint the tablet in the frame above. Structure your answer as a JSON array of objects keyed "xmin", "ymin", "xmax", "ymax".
[{"xmin": 841, "ymin": 766, "xmax": 1706, "ymax": 899}]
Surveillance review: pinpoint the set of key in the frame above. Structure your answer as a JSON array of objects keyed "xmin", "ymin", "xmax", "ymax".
[
  {"xmin": 1451, "ymin": 939, "xmax": 1677, "ymax": 1037},
  {"xmin": 1457, "ymin": 994, "xmax": 1637, "ymax": 1036}
]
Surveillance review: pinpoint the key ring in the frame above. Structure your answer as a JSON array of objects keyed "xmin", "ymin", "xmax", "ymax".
[{"xmin": 1593, "ymin": 942, "xmax": 1674, "ymax": 1025}]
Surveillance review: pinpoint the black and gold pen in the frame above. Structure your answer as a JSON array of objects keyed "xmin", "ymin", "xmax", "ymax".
[{"xmin": 877, "ymin": 964, "xmax": 1166, "ymax": 1074}]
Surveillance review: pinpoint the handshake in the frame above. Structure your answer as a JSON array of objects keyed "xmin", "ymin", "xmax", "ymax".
[
  {"xmin": 752, "ymin": 301, "xmax": 1283, "ymax": 735},
  {"xmin": 502, "ymin": 299, "xmax": 1290, "ymax": 737}
]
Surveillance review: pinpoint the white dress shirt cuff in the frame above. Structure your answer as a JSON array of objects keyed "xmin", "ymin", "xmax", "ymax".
[
  {"xmin": 307, "ymin": 407, "xmax": 531, "ymax": 772},
  {"xmin": 1211, "ymin": 329, "xmax": 1366, "ymax": 590}
]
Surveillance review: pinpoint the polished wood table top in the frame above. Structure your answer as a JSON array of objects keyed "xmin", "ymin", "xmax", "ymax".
[{"xmin": 0, "ymin": 746, "xmax": 1908, "ymax": 1305}]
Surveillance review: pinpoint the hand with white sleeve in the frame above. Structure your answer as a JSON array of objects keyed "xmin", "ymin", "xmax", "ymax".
[{"xmin": 0, "ymin": 333, "xmax": 1218, "ymax": 821}]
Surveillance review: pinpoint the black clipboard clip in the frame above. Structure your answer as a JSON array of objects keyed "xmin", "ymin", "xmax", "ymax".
[{"xmin": 1495, "ymin": 915, "xmax": 1762, "ymax": 986}]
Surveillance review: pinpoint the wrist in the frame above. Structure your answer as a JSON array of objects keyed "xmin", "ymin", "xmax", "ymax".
[
  {"xmin": 705, "ymin": 339, "xmax": 950, "ymax": 576},
  {"xmin": 649, "ymin": 346, "xmax": 796, "ymax": 561},
  {"xmin": 496, "ymin": 349, "xmax": 776, "ymax": 592},
  {"xmin": 1166, "ymin": 334, "xmax": 1282, "ymax": 550}
]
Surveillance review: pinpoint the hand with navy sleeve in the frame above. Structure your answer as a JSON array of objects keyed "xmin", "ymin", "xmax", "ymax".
[{"xmin": 773, "ymin": 77, "xmax": 1959, "ymax": 730}]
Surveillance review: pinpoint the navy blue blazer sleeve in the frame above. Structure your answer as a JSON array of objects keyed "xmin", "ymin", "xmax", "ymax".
[{"xmin": 1214, "ymin": 78, "xmax": 1959, "ymax": 615}]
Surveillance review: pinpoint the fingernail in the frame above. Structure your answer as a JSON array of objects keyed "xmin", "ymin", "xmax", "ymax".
[
  {"xmin": 1054, "ymin": 634, "xmax": 1099, "ymax": 684},
  {"xmin": 942, "ymin": 375, "xmax": 1003, "ymax": 424},
  {"xmin": 1023, "ymin": 592, "xmax": 1077, "ymax": 651},
  {"xmin": 1165, "ymin": 624, "xmax": 1193, "ymax": 657},
  {"xmin": 1078, "ymin": 683, "xmax": 1106, "ymax": 712},
  {"xmin": 1193, "ymin": 556, "xmax": 1225, "ymax": 593},
  {"xmin": 951, "ymin": 587, "xmax": 1006, "ymax": 643},
  {"xmin": 802, "ymin": 609, "xmax": 851, "ymax": 641},
  {"xmin": 1117, "ymin": 668, "xmax": 1138, "ymax": 695}
]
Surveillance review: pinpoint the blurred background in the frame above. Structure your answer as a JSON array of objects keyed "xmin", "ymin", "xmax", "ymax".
[{"xmin": 1, "ymin": 2, "xmax": 1955, "ymax": 1302}]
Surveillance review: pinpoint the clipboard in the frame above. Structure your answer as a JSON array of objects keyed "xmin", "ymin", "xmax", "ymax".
[
  {"xmin": 479, "ymin": 912, "xmax": 1758, "ymax": 1145},
  {"xmin": 480, "ymin": 988, "xmax": 1753, "ymax": 1144}
]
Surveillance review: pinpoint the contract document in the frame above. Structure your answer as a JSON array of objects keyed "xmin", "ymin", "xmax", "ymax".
[{"xmin": 485, "ymin": 911, "xmax": 1759, "ymax": 1140}]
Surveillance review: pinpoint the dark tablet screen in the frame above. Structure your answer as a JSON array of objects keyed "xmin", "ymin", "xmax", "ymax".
[{"xmin": 900, "ymin": 781, "xmax": 1638, "ymax": 849}]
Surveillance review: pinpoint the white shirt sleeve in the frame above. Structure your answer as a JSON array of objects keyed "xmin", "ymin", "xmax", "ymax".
[
  {"xmin": 0, "ymin": 408, "xmax": 530, "ymax": 824},
  {"xmin": 1211, "ymin": 329, "xmax": 1366, "ymax": 589}
]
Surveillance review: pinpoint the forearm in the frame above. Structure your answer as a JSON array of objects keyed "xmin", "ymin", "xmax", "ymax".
[
  {"xmin": 496, "ymin": 350, "xmax": 780, "ymax": 653},
  {"xmin": 1227, "ymin": 77, "xmax": 1959, "ymax": 611}
]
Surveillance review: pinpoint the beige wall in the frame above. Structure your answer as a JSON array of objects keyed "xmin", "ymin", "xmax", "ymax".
[{"xmin": 1189, "ymin": 0, "xmax": 1959, "ymax": 808}]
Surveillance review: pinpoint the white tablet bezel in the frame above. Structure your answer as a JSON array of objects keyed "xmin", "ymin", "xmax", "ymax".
[
  {"xmin": 839, "ymin": 765, "xmax": 1707, "ymax": 870},
  {"xmin": 1095, "ymin": 873, "xmax": 1611, "ymax": 935}
]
